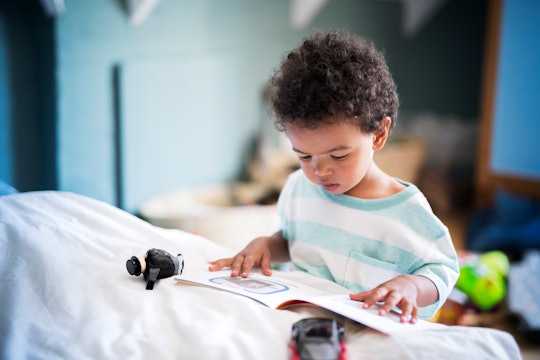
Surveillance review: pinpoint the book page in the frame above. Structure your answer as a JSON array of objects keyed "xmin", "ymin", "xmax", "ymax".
[
  {"xmin": 175, "ymin": 269, "xmax": 333, "ymax": 309},
  {"xmin": 175, "ymin": 269, "xmax": 444, "ymax": 334},
  {"xmin": 282, "ymin": 294, "xmax": 441, "ymax": 334}
]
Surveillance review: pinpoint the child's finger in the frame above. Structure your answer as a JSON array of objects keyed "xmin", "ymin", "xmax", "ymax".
[
  {"xmin": 207, "ymin": 258, "xmax": 233, "ymax": 271},
  {"xmin": 259, "ymin": 254, "xmax": 273, "ymax": 276},
  {"xmin": 398, "ymin": 301, "xmax": 414, "ymax": 323},
  {"xmin": 376, "ymin": 291, "xmax": 401, "ymax": 316},
  {"xmin": 230, "ymin": 254, "xmax": 247, "ymax": 277},
  {"xmin": 350, "ymin": 288, "xmax": 386, "ymax": 309},
  {"xmin": 239, "ymin": 253, "xmax": 259, "ymax": 278}
]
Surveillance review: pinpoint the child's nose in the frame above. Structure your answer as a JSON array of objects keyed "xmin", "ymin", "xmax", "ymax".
[{"xmin": 313, "ymin": 159, "xmax": 331, "ymax": 177}]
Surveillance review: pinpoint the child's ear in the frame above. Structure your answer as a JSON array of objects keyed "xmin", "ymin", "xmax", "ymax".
[{"xmin": 373, "ymin": 117, "xmax": 392, "ymax": 151}]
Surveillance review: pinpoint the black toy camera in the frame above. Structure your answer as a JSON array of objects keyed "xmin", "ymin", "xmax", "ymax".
[{"xmin": 126, "ymin": 248, "xmax": 184, "ymax": 290}]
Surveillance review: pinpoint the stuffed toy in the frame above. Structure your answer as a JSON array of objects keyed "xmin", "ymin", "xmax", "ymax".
[
  {"xmin": 456, "ymin": 250, "xmax": 509, "ymax": 311},
  {"xmin": 126, "ymin": 248, "xmax": 184, "ymax": 290}
]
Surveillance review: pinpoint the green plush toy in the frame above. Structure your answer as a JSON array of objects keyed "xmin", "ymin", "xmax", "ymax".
[{"xmin": 456, "ymin": 251, "xmax": 509, "ymax": 311}]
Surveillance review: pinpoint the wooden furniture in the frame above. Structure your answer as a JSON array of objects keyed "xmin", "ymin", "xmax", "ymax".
[{"xmin": 476, "ymin": 0, "xmax": 540, "ymax": 207}]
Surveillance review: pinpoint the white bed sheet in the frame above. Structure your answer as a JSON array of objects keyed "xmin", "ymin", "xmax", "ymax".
[{"xmin": 0, "ymin": 191, "xmax": 523, "ymax": 359}]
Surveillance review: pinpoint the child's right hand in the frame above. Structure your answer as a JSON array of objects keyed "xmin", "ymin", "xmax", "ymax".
[{"xmin": 208, "ymin": 236, "xmax": 274, "ymax": 278}]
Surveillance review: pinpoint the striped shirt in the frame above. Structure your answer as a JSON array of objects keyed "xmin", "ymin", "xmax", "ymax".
[{"xmin": 278, "ymin": 170, "xmax": 460, "ymax": 318}]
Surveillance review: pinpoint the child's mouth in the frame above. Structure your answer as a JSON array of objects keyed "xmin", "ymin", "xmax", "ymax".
[{"xmin": 321, "ymin": 183, "xmax": 339, "ymax": 192}]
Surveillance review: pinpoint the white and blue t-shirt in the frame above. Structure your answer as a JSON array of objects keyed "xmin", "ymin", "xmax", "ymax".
[{"xmin": 278, "ymin": 170, "xmax": 460, "ymax": 318}]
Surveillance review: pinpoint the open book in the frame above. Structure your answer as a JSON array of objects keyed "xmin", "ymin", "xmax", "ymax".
[{"xmin": 174, "ymin": 268, "xmax": 442, "ymax": 335}]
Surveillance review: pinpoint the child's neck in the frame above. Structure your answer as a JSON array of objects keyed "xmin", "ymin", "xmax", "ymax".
[{"xmin": 345, "ymin": 164, "xmax": 406, "ymax": 200}]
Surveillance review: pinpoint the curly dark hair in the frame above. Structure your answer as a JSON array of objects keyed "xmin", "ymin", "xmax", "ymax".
[{"xmin": 269, "ymin": 29, "xmax": 399, "ymax": 133}]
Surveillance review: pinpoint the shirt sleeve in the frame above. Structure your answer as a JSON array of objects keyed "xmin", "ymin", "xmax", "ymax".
[{"xmin": 414, "ymin": 230, "xmax": 460, "ymax": 318}]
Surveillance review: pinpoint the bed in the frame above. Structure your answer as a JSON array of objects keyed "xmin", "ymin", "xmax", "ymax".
[{"xmin": 0, "ymin": 191, "xmax": 523, "ymax": 359}]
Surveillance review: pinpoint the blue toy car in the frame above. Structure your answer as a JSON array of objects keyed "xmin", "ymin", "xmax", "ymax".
[{"xmin": 289, "ymin": 318, "xmax": 346, "ymax": 360}]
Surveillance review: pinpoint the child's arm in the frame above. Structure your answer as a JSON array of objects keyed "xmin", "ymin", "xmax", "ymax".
[
  {"xmin": 349, "ymin": 274, "xmax": 438, "ymax": 324},
  {"xmin": 208, "ymin": 231, "xmax": 290, "ymax": 277}
]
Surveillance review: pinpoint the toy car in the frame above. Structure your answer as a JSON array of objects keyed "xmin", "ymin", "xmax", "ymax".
[{"xmin": 289, "ymin": 318, "xmax": 346, "ymax": 360}]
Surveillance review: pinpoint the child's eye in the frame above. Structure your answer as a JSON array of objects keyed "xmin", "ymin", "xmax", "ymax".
[
  {"xmin": 299, "ymin": 155, "xmax": 312, "ymax": 161},
  {"xmin": 331, "ymin": 154, "xmax": 348, "ymax": 160}
]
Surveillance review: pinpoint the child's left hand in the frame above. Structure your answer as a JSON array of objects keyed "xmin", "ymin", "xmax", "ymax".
[{"xmin": 349, "ymin": 275, "xmax": 423, "ymax": 324}]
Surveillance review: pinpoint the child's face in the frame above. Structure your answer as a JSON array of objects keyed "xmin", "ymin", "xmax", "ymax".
[{"xmin": 285, "ymin": 117, "xmax": 382, "ymax": 197}]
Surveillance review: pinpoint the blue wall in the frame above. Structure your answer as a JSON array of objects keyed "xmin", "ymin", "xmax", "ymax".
[
  {"xmin": 55, "ymin": 0, "xmax": 405, "ymax": 212},
  {"xmin": 491, "ymin": 0, "xmax": 540, "ymax": 180}
]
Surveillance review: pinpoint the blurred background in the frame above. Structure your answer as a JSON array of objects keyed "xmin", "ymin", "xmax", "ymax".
[
  {"xmin": 1, "ymin": 0, "xmax": 492, "ymax": 211},
  {"xmin": 1, "ymin": 0, "xmax": 539, "ymax": 355}
]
